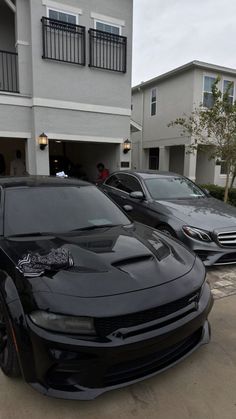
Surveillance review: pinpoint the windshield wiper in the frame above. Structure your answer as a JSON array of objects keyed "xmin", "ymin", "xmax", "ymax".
[
  {"xmin": 70, "ymin": 224, "xmax": 119, "ymax": 232},
  {"xmin": 6, "ymin": 232, "xmax": 58, "ymax": 238}
]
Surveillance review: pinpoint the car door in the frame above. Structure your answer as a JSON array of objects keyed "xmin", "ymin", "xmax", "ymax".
[
  {"xmin": 115, "ymin": 174, "xmax": 149, "ymax": 223},
  {"xmin": 101, "ymin": 174, "xmax": 127, "ymax": 208}
]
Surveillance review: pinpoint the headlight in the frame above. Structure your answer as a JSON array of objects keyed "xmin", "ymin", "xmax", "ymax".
[
  {"xmin": 29, "ymin": 311, "xmax": 95, "ymax": 335},
  {"xmin": 182, "ymin": 226, "xmax": 212, "ymax": 242}
]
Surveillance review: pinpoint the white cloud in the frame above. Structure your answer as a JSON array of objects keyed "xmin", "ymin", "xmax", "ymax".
[{"xmin": 132, "ymin": 0, "xmax": 236, "ymax": 85}]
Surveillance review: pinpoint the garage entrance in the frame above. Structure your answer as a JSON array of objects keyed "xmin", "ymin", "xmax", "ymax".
[
  {"xmin": 49, "ymin": 140, "xmax": 120, "ymax": 182},
  {"xmin": 0, "ymin": 138, "xmax": 26, "ymax": 175}
]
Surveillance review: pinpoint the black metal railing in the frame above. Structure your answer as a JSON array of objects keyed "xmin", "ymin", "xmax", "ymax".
[
  {"xmin": 0, "ymin": 50, "xmax": 18, "ymax": 93},
  {"xmin": 42, "ymin": 17, "xmax": 86, "ymax": 65},
  {"xmin": 89, "ymin": 29, "xmax": 127, "ymax": 73}
]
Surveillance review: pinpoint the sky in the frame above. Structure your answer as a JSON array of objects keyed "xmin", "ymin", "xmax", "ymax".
[{"xmin": 132, "ymin": 0, "xmax": 236, "ymax": 86}]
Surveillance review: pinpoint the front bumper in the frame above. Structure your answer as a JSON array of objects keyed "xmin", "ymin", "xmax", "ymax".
[
  {"xmin": 22, "ymin": 283, "xmax": 212, "ymax": 400},
  {"xmin": 179, "ymin": 232, "xmax": 236, "ymax": 266}
]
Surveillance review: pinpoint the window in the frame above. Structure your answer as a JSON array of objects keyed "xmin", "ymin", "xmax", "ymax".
[
  {"xmin": 42, "ymin": 15, "xmax": 85, "ymax": 65},
  {"xmin": 203, "ymin": 76, "xmax": 216, "ymax": 108},
  {"xmin": 105, "ymin": 174, "xmax": 121, "ymax": 188},
  {"xmin": 145, "ymin": 177, "xmax": 205, "ymax": 200},
  {"xmin": 48, "ymin": 9, "xmax": 78, "ymax": 25},
  {"xmin": 95, "ymin": 20, "xmax": 121, "ymax": 35},
  {"xmin": 151, "ymin": 88, "xmax": 157, "ymax": 116},
  {"xmin": 223, "ymin": 80, "xmax": 234, "ymax": 105},
  {"xmin": 220, "ymin": 160, "xmax": 228, "ymax": 175},
  {"xmin": 89, "ymin": 28, "xmax": 127, "ymax": 73},
  {"xmin": 117, "ymin": 174, "xmax": 143, "ymax": 193},
  {"xmin": 4, "ymin": 186, "xmax": 130, "ymax": 237}
]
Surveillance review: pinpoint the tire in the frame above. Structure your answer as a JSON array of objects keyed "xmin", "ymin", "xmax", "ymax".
[
  {"xmin": 0, "ymin": 299, "xmax": 21, "ymax": 378},
  {"xmin": 157, "ymin": 225, "xmax": 177, "ymax": 238}
]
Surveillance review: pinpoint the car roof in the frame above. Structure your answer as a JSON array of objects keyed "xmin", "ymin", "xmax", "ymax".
[
  {"xmin": 0, "ymin": 176, "xmax": 91, "ymax": 189},
  {"xmin": 111, "ymin": 170, "xmax": 181, "ymax": 180}
]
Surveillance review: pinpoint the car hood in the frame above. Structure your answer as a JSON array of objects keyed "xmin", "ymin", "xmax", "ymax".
[
  {"xmin": 155, "ymin": 197, "xmax": 236, "ymax": 230},
  {"xmin": 4, "ymin": 224, "xmax": 195, "ymax": 298}
]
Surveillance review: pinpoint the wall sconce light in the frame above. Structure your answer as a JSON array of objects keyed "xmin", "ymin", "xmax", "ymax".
[
  {"xmin": 123, "ymin": 139, "xmax": 131, "ymax": 154},
  {"xmin": 38, "ymin": 133, "xmax": 48, "ymax": 150}
]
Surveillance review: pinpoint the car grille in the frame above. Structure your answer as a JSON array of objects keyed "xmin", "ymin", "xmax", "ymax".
[
  {"xmin": 217, "ymin": 231, "xmax": 236, "ymax": 247},
  {"xmin": 94, "ymin": 290, "xmax": 201, "ymax": 337},
  {"xmin": 104, "ymin": 328, "xmax": 203, "ymax": 386}
]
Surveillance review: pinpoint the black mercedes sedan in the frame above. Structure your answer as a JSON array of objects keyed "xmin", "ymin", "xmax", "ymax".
[
  {"xmin": 0, "ymin": 176, "xmax": 212, "ymax": 400},
  {"xmin": 101, "ymin": 170, "xmax": 236, "ymax": 266}
]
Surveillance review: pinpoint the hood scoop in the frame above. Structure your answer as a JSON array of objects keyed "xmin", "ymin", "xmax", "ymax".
[
  {"xmin": 112, "ymin": 254, "xmax": 154, "ymax": 268},
  {"xmin": 112, "ymin": 254, "xmax": 159, "ymax": 280}
]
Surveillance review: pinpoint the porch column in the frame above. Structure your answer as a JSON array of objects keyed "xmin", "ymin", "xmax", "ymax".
[
  {"xmin": 159, "ymin": 146, "xmax": 170, "ymax": 171},
  {"xmin": 25, "ymin": 137, "xmax": 50, "ymax": 175},
  {"xmin": 184, "ymin": 145, "xmax": 197, "ymax": 181},
  {"xmin": 15, "ymin": 0, "xmax": 32, "ymax": 95}
]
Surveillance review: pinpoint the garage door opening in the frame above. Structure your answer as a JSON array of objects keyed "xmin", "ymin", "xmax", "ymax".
[
  {"xmin": 49, "ymin": 140, "xmax": 120, "ymax": 182},
  {"xmin": 0, "ymin": 138, "xmax": 26, "ymax": 175}
]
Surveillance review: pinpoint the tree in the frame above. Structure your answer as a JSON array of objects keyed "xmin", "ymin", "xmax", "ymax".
[{"xmin": 168, "ymin": 77, "xmax": 236, "ymax": 202}]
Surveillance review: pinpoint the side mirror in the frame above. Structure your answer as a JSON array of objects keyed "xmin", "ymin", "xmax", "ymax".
[
  {"xmin": 123, "ymin": 204, "xmax": 133, "ymax": 213},
  {"xmin": 129, "ymin": 191, "xmax": 144, "ymax": 200}
]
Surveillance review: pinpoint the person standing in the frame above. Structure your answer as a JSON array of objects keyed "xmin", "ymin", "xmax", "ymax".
[
  {"xmin": 96, "ymin": 162, "xmax": 109, "ymax": 185},
  {"xmin": 10, "ymin": 150, "xmax": 26, "ymax": 176}
]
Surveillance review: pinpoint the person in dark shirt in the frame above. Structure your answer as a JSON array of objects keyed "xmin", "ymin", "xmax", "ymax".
[{"xmin": 96, "ymin": 162, "xmax": 109, "ymax": 185}]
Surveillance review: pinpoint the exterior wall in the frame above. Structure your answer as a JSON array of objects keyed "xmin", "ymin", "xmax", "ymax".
[
  {"xmin": 0, "ymin": 0, "xmax": 133, "ymax": 175},
  {"xmin": 132, "ymin": 69, "xmax": 194, "ymax": 169},
  {"xmin": 132, "ymin": 65, "xmax": 236, "ymax": 185},
  {"xmin": 29, "ymin": 0, "xmax": 132, "ymax": 108}
]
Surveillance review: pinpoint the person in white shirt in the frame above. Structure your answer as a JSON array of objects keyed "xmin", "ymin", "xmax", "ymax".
[{"xmin": 10, "ymin": 150, "xmax": 26, "ymax": 176}]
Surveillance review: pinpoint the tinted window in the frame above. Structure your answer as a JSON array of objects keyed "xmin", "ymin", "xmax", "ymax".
[
  {"xmin": 117, "ymin": 174, "xmax": 143, "ymax": 193},
  {"xmin": 105, "ymin": 175, "xmax": 120, "ymax": 188},
  {"xmin": 145, "ymin": 177, "xmax": 205, "ymax": 200},
  {"xmin": 4, "ymin": 186, "xmax": 130, "ymax": 236}
]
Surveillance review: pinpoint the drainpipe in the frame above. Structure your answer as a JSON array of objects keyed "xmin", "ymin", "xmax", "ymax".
[{"xmin": 138, "ymin": 86, "xmax": 144, "ymax": 169}]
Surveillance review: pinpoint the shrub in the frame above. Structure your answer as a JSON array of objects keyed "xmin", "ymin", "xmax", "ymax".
[{"xmin": 200, "ymin": 184, "xmax": 236, "ymax": 206}]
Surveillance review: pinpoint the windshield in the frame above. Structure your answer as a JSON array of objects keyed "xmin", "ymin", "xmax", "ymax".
[
  {"xmin": 4, "ymin": 186, "xmax": 131, "ymax": 237},
  {"xmin": 145, "ymin": 177, "xmax": 206, "ymax": 200}
]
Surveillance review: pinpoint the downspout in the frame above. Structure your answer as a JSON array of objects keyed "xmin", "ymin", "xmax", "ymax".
[{"xmin": 139, "ymin": 86, "xmax": 144, "ymax": 169}]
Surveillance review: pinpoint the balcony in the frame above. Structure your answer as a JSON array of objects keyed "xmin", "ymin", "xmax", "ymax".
[
  {"xmin": 42, "ymin": 17, "xmax": 86, "ymax": 66},
  {"xmin": 0, "ymin": 50, "xmax": 18, "ymax": 93},
  {"xmin": 89, "ymin": 29, "xmax": 127, "ymax": 73}
]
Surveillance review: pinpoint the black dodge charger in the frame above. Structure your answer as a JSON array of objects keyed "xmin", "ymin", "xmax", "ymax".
[{"xmin": 0, "ymin": 177, "xmax": 213, "ymax": 400}]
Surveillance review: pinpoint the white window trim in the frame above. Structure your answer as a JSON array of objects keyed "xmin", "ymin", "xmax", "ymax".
[
  {"xmin": 42, "ymin": 0, "xmax": 82, "ymax": 16},
  {"xmin": 94, "ymin": 19, "xmax": 122, "ymax": 35},
  {"xmin": 91, "ymin": 12, "xmax": 125, "ymax": 27},
  {"xmin": 223, "ymin": 78, "xmax": 235, "ymax": 103},
  {"xmin": 150, "ymin": 87, "xmax": 157, "ymax": 116},
  {"xmin": 202, "ymin": 74, "xmax": 218, "ymax": 107},
  {"xmin": 46, "ymin": 7, "xmax": 79, "ymax": 24},
  {"xmin": 202, "ymin": 74, "xmax": 235, "ymax": 106}
]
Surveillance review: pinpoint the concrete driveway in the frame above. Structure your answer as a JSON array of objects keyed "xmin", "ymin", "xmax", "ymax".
[{"xmin": 0, "ymin": 267, "xmax": 236, "ymax": 419}]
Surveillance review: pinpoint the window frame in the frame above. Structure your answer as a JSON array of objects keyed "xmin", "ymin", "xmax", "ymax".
[
  {"xmin": 47, "ymin": 7, "xmax": 79, "ymax": 25},
  {"xmin": 150, "ymin": 87, "xmax": 157, "ymax": 116},
  {"xmin": 105, "ymin": 173, "xmax": 144, "ymax": 195},
  {"xmin": 94, "ymin": 18, "xmax": 122, "ymax": 35},
  {"xmin": 202, "ymin": 74, "xmax": 217, "ymax": 109},
  {"xmin": 223, "ymin": 78, "xmax": 235, "ymax": 105}
]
